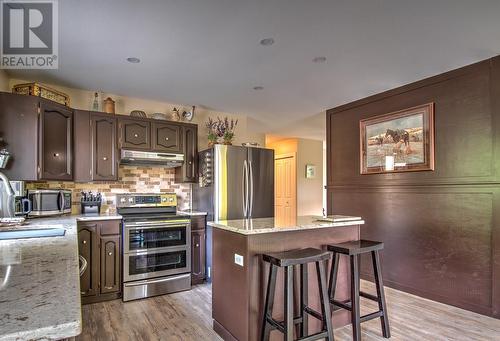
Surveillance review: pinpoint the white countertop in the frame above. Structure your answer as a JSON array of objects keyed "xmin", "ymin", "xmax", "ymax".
[
  {"xmin": 177, "ymin": 210, "xmax": 208, "ymax": 217},
  {"xmin": 207, "ymin": 215, "xmax": 364, "ymax": 235},
  {"xmin": 0, "ymin": 213, "xmax": 121, "ymax": 341}
]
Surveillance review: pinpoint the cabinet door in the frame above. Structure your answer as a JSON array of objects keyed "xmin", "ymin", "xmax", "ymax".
[
  {"xmin": 39, "ymin": 101, "xmax": 73, "ymax": 180},
  {"xmin": 191, "ymin": 229, "xmax": 206, "ymax": 284},
  {"xmin": 91, "ymin": 113, "xmax": 117, "ymax": 180},
  {"xmin": 176, "ymin": 125, "xmax": 198, "ymax": 183},
  {"xmin": 118, "ymin": 118, "xmax": 151, "ymax": 150},
  {"xmin": 78, "ymin": 223, "xmax": 99, "ymax": 297},
  {"xmin": 100, "ymin": 234, "xmax": 121, "ymax": 294},
  {"xmin": 152, "ymin": 122, "xmax": 182, "ymax": 152}
]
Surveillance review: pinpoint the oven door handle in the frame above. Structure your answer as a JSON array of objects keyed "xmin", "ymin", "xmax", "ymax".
[
  {"xmin": 124, "ymin": 273, "xmax": 190, "ymax": 287},
  {"xmin": 124, "ymin": 224, "xmax": 189, "ymax": 231},
  {"xmin": 124, "ymin": 220, "xmax": 189, "ymax": 226}
]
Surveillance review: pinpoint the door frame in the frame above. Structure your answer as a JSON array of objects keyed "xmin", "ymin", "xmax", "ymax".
[{"xmin": 274, "ymin": 152, "xmax": 297, "ymax": 220}]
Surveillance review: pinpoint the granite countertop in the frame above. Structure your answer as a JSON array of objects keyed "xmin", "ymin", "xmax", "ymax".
[
  {"xmin": 177, "ymin": 210, "xmax": 208, "ymax": 217},
  {"xmin": 0, "ymin": 213, "xmax": 122, "ymax": 341},
  {"xmin": 207, "ymin": 215, "xmax": 364, "ymax": 235}
]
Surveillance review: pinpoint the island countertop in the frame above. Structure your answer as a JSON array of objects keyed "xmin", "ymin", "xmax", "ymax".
[
  {"xmin": 0, "ymin": 213, "xmax": 121, "ymax": 341},
  {"xmin": 207, "ymin": 215, "xmax": 364, "ymax": 235}
]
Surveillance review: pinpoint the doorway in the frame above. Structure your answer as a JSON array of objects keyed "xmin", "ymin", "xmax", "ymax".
[{"xmin": 274, "ymin": 153, "xmax": 297, "ymax": 225}]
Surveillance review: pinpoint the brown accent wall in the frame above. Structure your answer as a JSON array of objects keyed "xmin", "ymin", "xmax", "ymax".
[
  {"xmin": 26, "ymin": 166, "xmax": 192, "ymax": 213},
  {"xmin": 326, "ymin": 56, "xmax": 500, "ymax": 318}
]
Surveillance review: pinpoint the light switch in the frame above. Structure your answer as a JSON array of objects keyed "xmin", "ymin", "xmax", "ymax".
[{"xmin": 234, "ymin": 253, "xmax": 244, "ymax": 267}]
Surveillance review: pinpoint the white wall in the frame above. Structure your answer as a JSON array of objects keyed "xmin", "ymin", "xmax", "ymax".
[
  {"xmin": 8, "ymin": 78, "xmax": 265, "ymax": 149},
  {"xmin": 296, "ymin": 138, "xmax": 324, "ymax": 216}
]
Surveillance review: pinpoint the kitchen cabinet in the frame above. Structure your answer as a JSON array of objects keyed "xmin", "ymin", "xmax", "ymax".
[
  {"xmin": 0, "ymin": 92, "xmax": 73, "ymax": 181},
  {"xmin": 118, "ymin": 118, "xmax": 151, "ymax": 150},
  {"xmin": 175, "ymin": 125, "xmax": 198, "ymax": 183},
  {"xmin": 191, "ymin": 216, "xmax": 206, "ymax": 285},
  {"xmin": 91, "ymin": 113, "xmax": 118, "ymax": 180},
  {"xmin": 74, "ymin": 110, "xmax": 118, "ymax": 181},
  {"xmin": 152, "ymin": 122, "xmax": 182, "ymax": 153},
  {"xmin": 77, "ymin": 219, "xmax": 122, "ymax": 304},
  {"xmin": 39, "ymin": 100, "xmax": 73, "ymax": 180}
]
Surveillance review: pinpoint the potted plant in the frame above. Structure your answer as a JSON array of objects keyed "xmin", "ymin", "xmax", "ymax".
[
  {"xmin": 206, "ymin": 118, "xmax": 218, "ymax": 147},
  {"xmin": 205, "ymin": 116, "xmax": 238, "ymax": 146}
]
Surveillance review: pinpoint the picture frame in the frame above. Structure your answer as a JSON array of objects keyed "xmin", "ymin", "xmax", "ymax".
[
  {"xmin": 305, "ymin": 164, "xmax": 316, "ymax": 179},
  {"xmin": 360, "ymin": 103, "xmax": 435, "ymax": 174}
]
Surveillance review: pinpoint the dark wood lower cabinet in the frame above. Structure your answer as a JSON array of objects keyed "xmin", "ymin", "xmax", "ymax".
[
  {"xmin": 191, "ymin": 216, "xmax": 206, "ymax": 285},
  {"xmin": 78, "ymin": 219, "xmax": 122, "ymax": 304}
]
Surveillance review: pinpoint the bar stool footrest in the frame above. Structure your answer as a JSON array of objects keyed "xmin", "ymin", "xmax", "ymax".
[
  {"xmin": 304, "ymin": 306, "xmax": 324, "ymax": 321},
  {"xmin": 360, "ymin": 310, "xmax": 384, "ymax": 323},
  {"xmin": 360, "ymin": 291, "xmax": 379, "ymax": 302},
  {"xmin": 331, "ymin": 299, "xmax": 352, "ymax": 311},
  {"xmin": 265, "ymin": 315, "xmax": 304, "ymax": 333},
  {"xmin": 297, "ymin": 331, "xmax": 329, "ymax": 341}
]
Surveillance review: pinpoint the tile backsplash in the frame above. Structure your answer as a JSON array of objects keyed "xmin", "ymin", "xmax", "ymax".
[{"xmin": 26, "ymin": 166, "xmax": 192, "ymax": 214}]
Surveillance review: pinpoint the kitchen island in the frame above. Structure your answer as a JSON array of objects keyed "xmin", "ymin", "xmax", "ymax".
[{"xmin": 208, "ymin": 215, "xmax": 364, "ymax": 341}]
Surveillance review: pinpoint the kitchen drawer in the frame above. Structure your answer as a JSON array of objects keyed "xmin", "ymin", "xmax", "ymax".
[
  {"xmin": 191, "ymin": 216, "xmax": 206, "ymax": 231},
  {"xmin": 99, "ymin": 220, "xmax": 121, "ymax": 235}
]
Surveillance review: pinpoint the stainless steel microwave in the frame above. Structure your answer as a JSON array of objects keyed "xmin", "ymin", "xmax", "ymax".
[{"xmin": 27, "ymin": 189, "xmax": 72, "ymax": 216}]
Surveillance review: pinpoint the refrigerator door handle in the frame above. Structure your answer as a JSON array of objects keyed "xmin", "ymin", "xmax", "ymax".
[
  {"xmin": 242, "ymin": 160, "xmax": 248, "ymax": 217},
  {"xmin": 248, "ymin": 160, "xmax": 254, "ymax": 217}
]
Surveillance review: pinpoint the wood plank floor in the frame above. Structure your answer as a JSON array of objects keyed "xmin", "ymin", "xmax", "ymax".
[{"xmin": 77, "ymin": 281, "xmax": 500, "ymax": 341}]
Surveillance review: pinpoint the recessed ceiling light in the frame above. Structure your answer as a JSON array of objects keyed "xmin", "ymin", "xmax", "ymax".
[
  {"xmin": 126, "ymin": 57, "xmax": 141, "ymax": 63},
  {"xmin": 259, "ymin": 38, "xmax": 274, "ymax": 46},
  {"xmin": 253, "ymin": 86, "xmax": 264, "ymax": 91},
  {"xmin": 312, "ymin": 56, "xmax": 327, "ymax": 63}
]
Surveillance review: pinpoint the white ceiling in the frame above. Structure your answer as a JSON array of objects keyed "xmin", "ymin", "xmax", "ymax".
[{"xmin": 8, "ymin": 0, "xmax": 500, "ymax": 140}]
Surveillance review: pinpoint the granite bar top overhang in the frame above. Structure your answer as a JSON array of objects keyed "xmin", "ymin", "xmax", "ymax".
[
  {"xmin": 207, "ymin": 215, "xmax": 364, "ymax": 235},
  {"xmin": 0, "ymin": 213, "xmax": 121, "ymax": 341}
]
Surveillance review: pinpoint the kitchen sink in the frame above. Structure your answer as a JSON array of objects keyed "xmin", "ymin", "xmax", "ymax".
[{"xmin": 0, "ymin": 228, "xmax": 66, "ymax": 240}]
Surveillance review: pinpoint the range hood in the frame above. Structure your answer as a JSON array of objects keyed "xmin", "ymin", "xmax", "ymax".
[{"xmin": 120, "ymin": 150, "xmax": 184, "ymax": 167}]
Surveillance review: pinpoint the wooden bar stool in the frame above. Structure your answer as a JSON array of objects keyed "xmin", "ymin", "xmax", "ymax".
[
  {"xmin": 260, "ymin": 248, "xmax": 334, "ymax": 341},
  {"xmin": 327, "ymin": 240, "xmax": 390, "ymax": 341}
]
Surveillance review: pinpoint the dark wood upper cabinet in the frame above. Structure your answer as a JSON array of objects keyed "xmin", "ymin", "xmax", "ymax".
[
  {"xmin": 152, "ymin": 122, "xmax": 182, "ymax": 153},
  {"xmin": 92, "ymin": 113, "xmax": 117, "ymax": 181},
  {"xmin": 176, "ymin": 125, "xmax": 198, "ymax": 183},
  {"xmin": 0, "ymin": 93, "xmax": 73, "ymax": 181},
  {"xmin": 118, "ymin": 118, "xmax": 151, "ymax": 150},
  {"xmin": 74, "ymin": 110, "xmax": 117, "ymax": 182},
  {"xmin": 38, "ymin": 100, "xmax": 73, "ymax": 180}
]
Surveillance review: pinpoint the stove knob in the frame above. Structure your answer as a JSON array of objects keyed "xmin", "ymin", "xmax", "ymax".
[
  {"xmin": 169, "ymin": 197, "xmax": 174, "ymax": 202},
  {"xmin": 128, "ymin": 197, "xmax": 134, "ymax": 203},
  {"xmin": 161, "ymin": 197, "xmax": 167, "ymax": 202},
  {"xmin": 120, "ymin": 197, "xmax": 126, "ymax": 203}
]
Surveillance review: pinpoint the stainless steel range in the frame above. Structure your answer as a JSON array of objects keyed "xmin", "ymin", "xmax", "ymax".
[{"xmin": 117, "ymin": 193, "xmax": 191, "ymax": 302}]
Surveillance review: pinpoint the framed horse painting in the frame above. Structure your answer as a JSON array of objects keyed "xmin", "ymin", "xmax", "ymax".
[{"xmin": 360, "ymin": 103, "xmax": 435, "ymax": 174}]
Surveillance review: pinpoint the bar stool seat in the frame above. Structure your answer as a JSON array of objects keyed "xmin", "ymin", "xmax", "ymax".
[
  {"xmin": 263, "ymin": 248, "xmax": 332, "ymax": 267},
  {"xmin": 327, "ymin": 239, "xmax": 390, "ymax": 341},
  {"xmin": 260, "ymin": 248, "xmax": 334, "ymax": 341}
]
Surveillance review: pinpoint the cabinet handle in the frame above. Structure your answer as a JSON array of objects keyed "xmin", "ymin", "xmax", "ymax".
[
  {"xmin": 134, "ymin": 133, "xmax": 138, "ymax": 138},
  {"xmin": 188, "ymin": 161, "xmax": 192, "ymax": 165},
  {"xmin": 82, "ymin": 240, "xmax": 87, "ymax": 244},
  {"xmin": 195, "ymin": 243, "xmax": 199, "ymax": 247},
  {"xmin": 165, "ymin": 137, "xmax": 169, "ymax": 141},
  {"xmin": 108, "ymin": 252, "xmax": 113, "ymax": 256},
  {"xmin": 53, "ymin": 153, "xmax": 60, "ymax": 157},
  {"xmin": 103, "ymin": 157, "xmax": 108, "ymax": 161}
]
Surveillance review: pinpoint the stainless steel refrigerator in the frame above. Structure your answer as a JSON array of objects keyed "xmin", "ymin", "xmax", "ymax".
[{"xmin": 193, "ymin": 144, "xmax": 274, "ymax": 280}]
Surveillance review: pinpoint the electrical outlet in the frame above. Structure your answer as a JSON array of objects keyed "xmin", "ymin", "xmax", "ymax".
[{"xmin": 234, "ymin": 253, "xmax": 244, "ymax": 267}]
